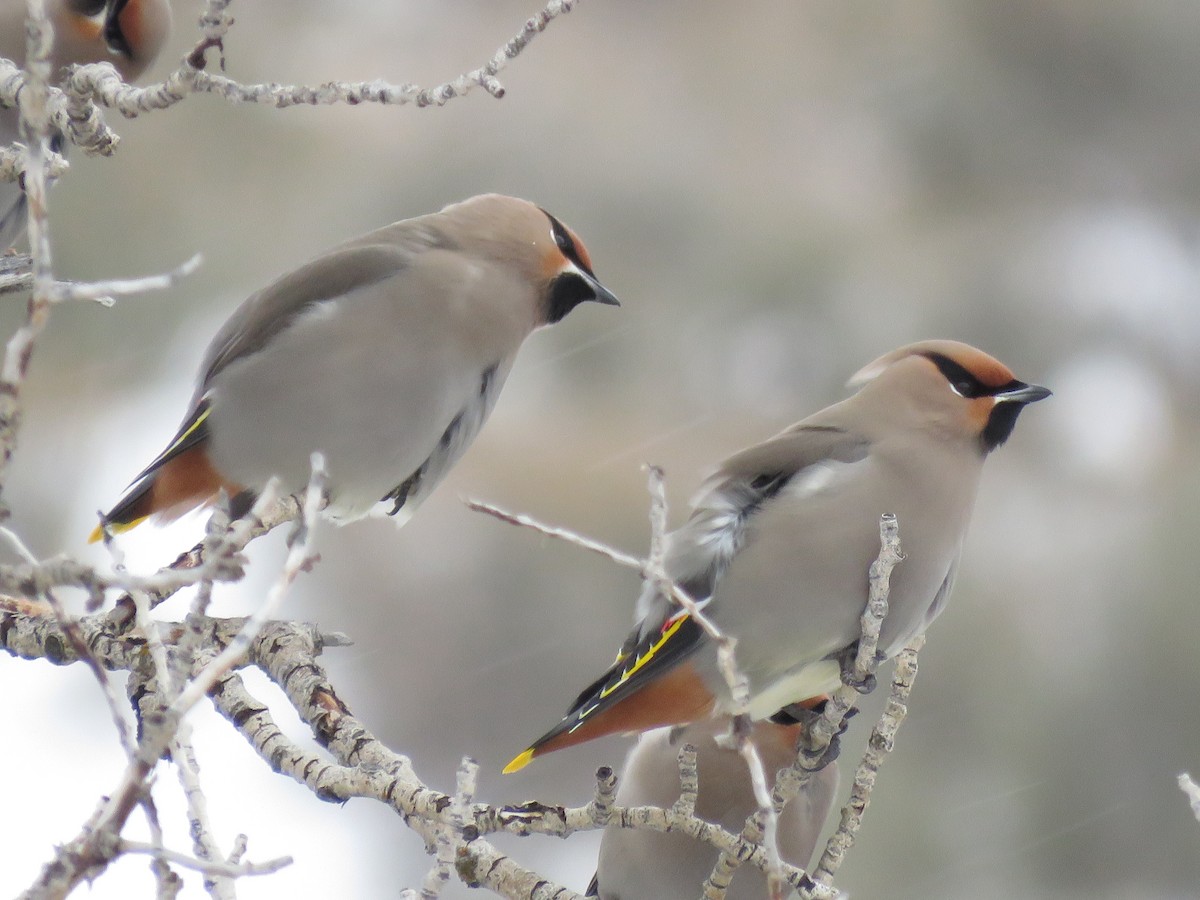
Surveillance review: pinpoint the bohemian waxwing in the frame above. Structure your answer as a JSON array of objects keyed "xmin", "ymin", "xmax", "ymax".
[
  {"xmin": 1, "ymin": 0, "xmax": 172, "ymax": 247},
  {"xmin": 588, "ymin": 719, "xmax": 839, "ymax": 900},
  {"xmin": 505, "ymin": 340, "xmax": 1049, "ymax": 771},
  {"xmin": 90, "ymin": 194, "xmax": 619, "ymax": 540}
]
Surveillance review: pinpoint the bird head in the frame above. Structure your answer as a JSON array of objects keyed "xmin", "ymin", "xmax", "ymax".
[
  {"xmin": 439, "ymin": 194, "xmax": 620, "ymax": 326},
  {"xmin": 849, "ymin": 339, "xmax": 1051, "ymax": 454}
]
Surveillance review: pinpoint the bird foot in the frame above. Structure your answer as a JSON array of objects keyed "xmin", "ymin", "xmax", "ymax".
[
  {"xmin": 798, "ymin": 733, "xmax": 841, "ymax": 771},
  {"xmin": 838, "ymin": 643, "xmax": 878, "ymax": 694}
]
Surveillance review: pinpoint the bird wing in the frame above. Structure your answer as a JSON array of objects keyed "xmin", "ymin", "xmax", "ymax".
[
  {"xmin": 637, "ymin": 424, "xmax": 871, "ymax": 623},
  {"xmin": 196, "ymin": 242, "xmax": 424, "ymax": 391},
  {"xmin": 920, "ymin": 554, "xmax": 959, "ymax": 634},
  {"xmin": 99, "ymin": 243, "xmax": 428, "ymax": 526}
]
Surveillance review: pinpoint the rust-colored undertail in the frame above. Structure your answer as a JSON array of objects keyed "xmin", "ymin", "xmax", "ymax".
[
  {"xmin": 505, "ymin": 612, "xmax": 712, "ymax": 773},
  {"xmin": 90, "ymin": 399, "xmax": 246, "ymax": 542},
  {"xmin": 529, "ymin": 661, "xmax": 714, "ymax": 761},
  {"xmin": 89, "ymin": 445, "xmax": 242, "ymax": 542}
]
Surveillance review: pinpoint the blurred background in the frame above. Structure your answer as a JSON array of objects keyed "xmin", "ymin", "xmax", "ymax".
[{"xmin": 2, "ymin": 0, "xmax": 1199, "ymax": 897}]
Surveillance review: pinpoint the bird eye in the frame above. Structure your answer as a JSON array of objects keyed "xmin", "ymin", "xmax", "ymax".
[
  {"xmin": 955, "ymin": 380, "xmax": 973, "ymax": 397},
  {"xmin": 542, "ymin": 211, "xmax": 597, "ymax": 276},
  {"xmin": 551, "ymin": 222, "xmax": 571, "ymax": 254}
]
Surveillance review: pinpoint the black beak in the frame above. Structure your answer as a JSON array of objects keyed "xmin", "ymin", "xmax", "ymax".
[
  {"xmin": 995, "ymin": 382, "xmax": 1052, "ymax": 405},
  {"xmin": 581, "ymin": 270, "xmax": 619, "ymax": 307}
]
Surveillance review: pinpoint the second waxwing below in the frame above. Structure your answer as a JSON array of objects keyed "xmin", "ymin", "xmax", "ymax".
[{"xmin": 589, "ymin": 719, "xmax": 839, "ymax": 900}]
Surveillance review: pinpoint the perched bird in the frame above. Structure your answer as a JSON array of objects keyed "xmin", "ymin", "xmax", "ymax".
[
  {"xmin": 589, "ymin": 719, "xmax": 839, "ymax": 900},
  {"xmin": 1, "ymin": 0, "xmax": 172, "ymax": 248},
  {"xmin": 505, "ymin": 340, "xmax": 1049, "ymax": 772},
  {"xmin": 90, "ymin": 194, "xmax": 619, "ymax": 541}
]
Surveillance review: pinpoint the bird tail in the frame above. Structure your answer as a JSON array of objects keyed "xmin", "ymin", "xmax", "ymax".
[
  {"xmin": 503, "ymin": 612, "xmax": 712, "ymax": 773},
  {"xmin": 88, "ymin": 444, "xmax": 240, "ymax": 543},
  {"xmin": 88, "ymin": 477, "xmax": 156, "ymax": 543},
  {"xmin": 88, "ymin": 400, "xmax": 242, "ymax": 543}
]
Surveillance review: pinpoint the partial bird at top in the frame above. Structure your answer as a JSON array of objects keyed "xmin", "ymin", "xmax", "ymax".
[
  {"xmin": 505, "ymin": 340, "xmax": 1050, "ymax": 772},
  {"xmin": 1, "ymin": 0, "xmax": 173, "ymax": 248},
  {"xmin": 91, "ymin": 193, "xmax": 619, "ymax": 542}
]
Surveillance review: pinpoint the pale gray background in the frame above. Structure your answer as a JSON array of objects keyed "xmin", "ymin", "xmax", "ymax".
[{"xmin": 2, "ymin": 1, "xmax": 1199, "ymax": 897}]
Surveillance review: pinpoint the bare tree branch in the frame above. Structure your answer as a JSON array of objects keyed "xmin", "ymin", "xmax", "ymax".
[
  {"xmin": 16, "ymin": 461, "xmax": 324, "ymax": 899},
  {"xmin": 3, "ymin": 581, "xmax": 826, "ymax": 897},
  {"xmin": 118, "ymin": 841, "xmax": 291, "ymax": 879},
  {"xmin": 0, "ymin": 0, "xmax": 586, "ymax": 165},
  {"xmin": 0, "ymin": 0, "xmax": 56, "ymax": 507}
]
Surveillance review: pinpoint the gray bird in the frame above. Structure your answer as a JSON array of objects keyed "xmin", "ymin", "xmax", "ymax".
[
  {"xmin": 589, "ymin": 719, "xmax": 839, "ymax": 900},
  {"xmin": 91, "ymin": 194, "xmax": 618, "ymax": 540},
  {"xmin": 506, "ymin": 340, "xmax": 1049, "ymax": 771},
  {"xmin": 1, "ymin": 0, "xmax": 172, "ymax": 248}
]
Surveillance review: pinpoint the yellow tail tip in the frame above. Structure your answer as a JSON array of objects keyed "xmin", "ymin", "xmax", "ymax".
[
  {"xmin": 88, "ymin": 515, "xmax": 147, "ymax": 544},
  {"xmin": 502, "ymin": 748, "xmax": 536, "ymax": 775}
]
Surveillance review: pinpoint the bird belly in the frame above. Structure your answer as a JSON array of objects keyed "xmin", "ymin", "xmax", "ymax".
[{"xmin": 743, "ymin": 659, "xmax": 841, "ymax": 720}]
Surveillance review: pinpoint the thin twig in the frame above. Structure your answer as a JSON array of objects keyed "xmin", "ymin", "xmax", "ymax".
[
  {"xmin": 40, "ymin": 580, "xmax": 138, "ymax": 757},
  {"xmin": 139, "ymin": 795, "xmax": 184, "ymax": 900},
  {"xmin": 807, "ymin": 635, "xmax": 924, "ymax": 888},
  {"xmin": 674, "ymin": 743, "xmax": 699, "ymax": 819},
  {"xmin": 170, "ymin": 723, "xmax": 236, "ymax": 899},
  {"xmin": 118, "ymin": 840, "xmax": 292, "ymax": 878},
  {"xmin": 41, "ymin": 253, "xmax": 202, "ymax": 305},
  {"xmin": 0, "ymin": 0, "xmax": 55, "ymax": 504},
  {"xmin": 466, "ymin": 497, "xmax": 644, "ymax": 569}
]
